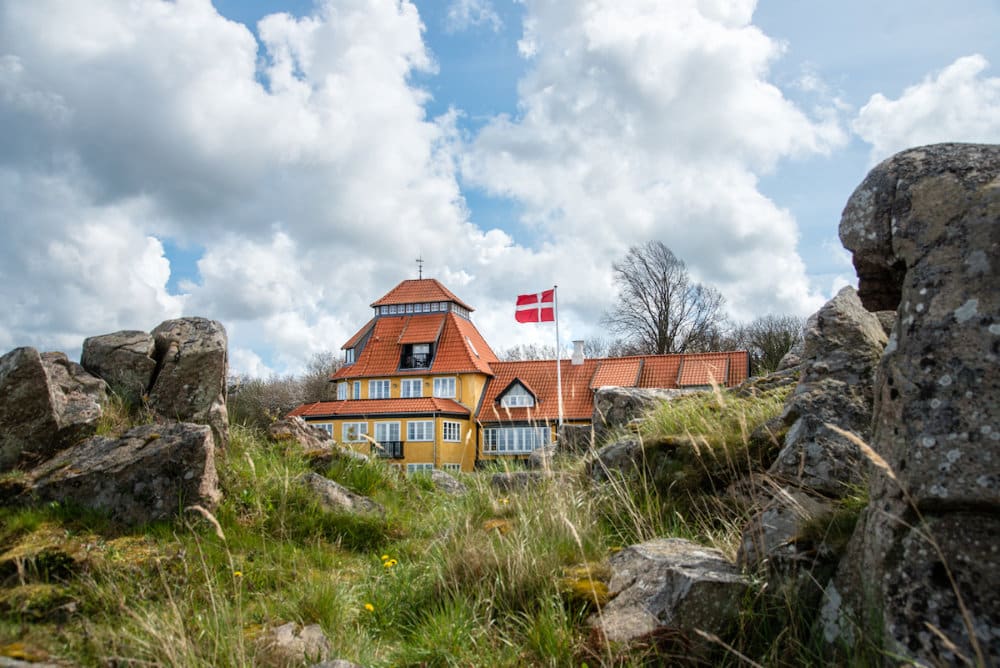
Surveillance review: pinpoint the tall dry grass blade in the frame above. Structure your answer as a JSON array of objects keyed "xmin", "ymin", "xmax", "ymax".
[
  {"xmin": 185, "ymin": 505, "xmax": 226, "ymax": 541},
  {"xmin": 923, "ymin": 622, "xmax": 972, "ymax": 666},
  {"xmin": 825, "ymin": 423, "xmax": 896, "ymax": 482},
  {"xmin": 693, "ymin": 629, "xmax": 764, "ymax": 668}
]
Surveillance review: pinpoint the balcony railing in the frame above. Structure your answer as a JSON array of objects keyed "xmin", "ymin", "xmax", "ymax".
[
  {"xmin": 371, "ymin": 440, "xmax": 404, "ymax": 459},
  {"xmin": 401, "ymin": 354, "xmax": 431, "ymax": 369}
]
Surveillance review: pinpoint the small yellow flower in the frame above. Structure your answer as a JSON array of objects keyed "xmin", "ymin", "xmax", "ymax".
[
  {"xmin": 364, "ymin": 603, "xmax": 375, "ymax": 612},
  {"xmin": 380, "ymin": 554, "xmax": 389, "ymax": 561},
  {"xmin": 499, "ymin": 497, "xmax": 509, "ymax": 505},
  {"xmin": 233, "ymin": 570, "xmax": 243, "ymax": 578},
  {"xmin": 383, "ymin": 559, "xmax": 398, "ymax": 568}
]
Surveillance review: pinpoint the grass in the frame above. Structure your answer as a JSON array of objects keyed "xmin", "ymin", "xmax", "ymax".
[{"xmin": 2, "ymin": 383, "xmax": 928, "ymax": 667}]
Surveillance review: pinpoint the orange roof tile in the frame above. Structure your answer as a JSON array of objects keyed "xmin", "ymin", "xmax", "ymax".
[
  {"xmin": 590, "ymin": 358, "xmax": 642, "ymax": 389},
  {"xmin": 398, "ymin": 314, "xmax": 445, "ymax": 344},
  {"xmin": 342, "ymin": 318, "xmax": 375, "ymax": 350},
  {"xmin": 331, "ymin": 312, "xmax": 497, "ymax": 380},
  {"xmin": 637, "ymin": 356, "xmax": 683, "ymax": 387},
  {"xmin": 676, "ymin": 353, "xmax": 740, "ymax": 387},
  {"xmin": 371, "ymin": 279, "xmax": 473, "ymax": 311},
  {"xmin": 478, "ymin": 360, "xmax": 601, "ymax": 422},
  {"xmin": 290, "ymin": 397, "xmax": 470, "ymax": 419}
]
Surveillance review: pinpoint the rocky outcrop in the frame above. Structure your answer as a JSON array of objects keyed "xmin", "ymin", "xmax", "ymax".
[
  {"xmin": 592, "ymin": 386, "xmax": 693, "ymax": 440},
  {"xmin": 768, "ymin": 286, "xmax": 887, "ymax": 496},
  {"xmin": 149, "ymin": 318, "xmax": 229, "ymax": 451},
  {"xmin": 269, "ymin": 416, "xmax": 335, "ymax": 452},
  {"xmin": 556, "ymin": 423, "xmax": 593, "ymax": 453},
  {"xmin": 80, "ymin": 330, "xmax": 156, "ymax": 398},
  {"xmin": 428, "ymin": 469, "xmax": 467, "ymax": 496},
  {"xmin": 298, "ymin": 472, "xmax": 384, "ymax": 517},
  {"xmin": 591, "ymin": 538, "xmax": 749, "ymax": 645},
  {"xmin": 587, "ymin": 437, "xmax": 642, "ymax": 482},
  {"xmin": 0, "ymin": 348, "xmax": 107, "ymax": 471},
  {"xmin": 828, "ymin": 143, "xmax": 1000, "ymax": 664},
  {"xmin": 28, "ymin": 423, "xmax": 220, "ymax": 525}
]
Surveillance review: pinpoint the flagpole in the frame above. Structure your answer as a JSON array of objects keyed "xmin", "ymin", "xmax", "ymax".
[{"xmin": 554, "ymin": 285, "xmax": 564, "ymax": 427}]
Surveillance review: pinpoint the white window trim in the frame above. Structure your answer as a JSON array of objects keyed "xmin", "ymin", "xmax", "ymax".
[
  {"xmin": 337, "ymin": 382, "xmax": 347, "ymax": 400},
  {"xmin": 342, "ymin": 422, "xmax": 368, "ymax": 442},
  {"xmin": 369, "ymin": 379, "xmax": 390, "ymax": 399},
  {"xmin": 401, "ymin": 378, "xmax": 423, "ymax": 398},
  {"xmin": 406, "ymin": 463, "xmax": 435, "ymax": 475},
  {"xmin": 501, "ymin": 383, "xmax": 535, "ymax": 407},
  {"xmin": 407, "ymin": 420, "xmax": 434, "ymax": 442},
  {"xmin": 374, "ymin": 421, "xmax": 401, "ymax": 442},
  {"xmin": 483, "ymin": 426, "xmax": 551, "ymax": 454},
  {"xmin": 316, "ymin": 423, "xmax": 333, "ymax": 435},
  {"xmin": 442, "ymin": 421, "xmax": 461, "ymax": 442},
  {"xmin": 442, "ymin": 463, "xmax": 461, "ymax": 472},
  {"xmin": 352, "ymin": 381, "xmax": 361, "ymax": 400},
  {"xmin": 433, "ymin": 376, "xmax": 456, "ymax": 398}
]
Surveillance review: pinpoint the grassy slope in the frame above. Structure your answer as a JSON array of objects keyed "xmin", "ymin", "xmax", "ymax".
[{"xmin": 1, "ymin": 384, "xmax": 871, "ymax": 667}]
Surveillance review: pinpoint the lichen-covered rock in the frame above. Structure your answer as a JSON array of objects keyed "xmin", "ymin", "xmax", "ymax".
[
  {"xmin": 269, "ymin": 416, "xmax": 334, "ymax": 451},
  {"xmin": 0, "ymin": 347, "xmax": 106, "ymax": 471},
  {"xmin": 556, "ymin": 423, "xmax": 593, "ymax": 453},
  {"xmin": 256, "ymin": 622, "xmax": 331, "ymax": 667},
  {"xmin": 587, "ymin": 437, "xmax": 642, "ymax": 482},
  {"xmin": 591, "ymin": 538, "xmax": 749, "ymax": 644},
  {"xmin": 769, "ymin": 286, "xmax": 886, "ymax": 496},
  {"xmin": 737, "ymin": 488, "xmax": 835, "ymax": 571},
  {"xmin": 592, "ymin": 386, "xmax": 692, "ymax": 440},
  {"xmin": 525, "ymin": 444, "xmax": 556, "ymax": 470},
  {"xmin": 834, "ymin": 143, "xmax": 1000, "ymax": 665},
  {"xmin": 80, "ymin": 330, "xmax": 156, "ymax": 398},
  {"xmin": 298, "ymin": 472, "xmax": 384, "ymax": 516},
  {"xmin": 149, "ymin": 317, "xmax": 229, "ymax": 451},
  {"xmin": 28, "ymin": 423, "xmax": 220, "ymax": 525},
  {"xmin": 428, "ymin": 469, "xmax": 467, "ymax": 496}
]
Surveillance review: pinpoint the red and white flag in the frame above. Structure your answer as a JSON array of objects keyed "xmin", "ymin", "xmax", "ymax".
[{"xmin": 515, "ymin": 290, "xmax": 555, "ymax": 323}]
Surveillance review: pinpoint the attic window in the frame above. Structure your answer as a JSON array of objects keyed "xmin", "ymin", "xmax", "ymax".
[
  {"xmin": 344, "ymin": 348, "xmax": 355, "ymax": 364},
  {"xmin": 466, "ymin": 336, "xmax": 479, "ymax": 357},
  {"xmin": 501, "ymin": 383, "xmax": 534, "ymax": 408}
]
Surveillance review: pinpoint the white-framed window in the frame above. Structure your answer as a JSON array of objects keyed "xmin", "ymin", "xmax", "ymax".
[
  {"xmin": 401, "ymin": 378, "xmax": 423, "ymax": 398},
  {"xmin": 374, "ymin": 422, "xmax": 400, "ymax": 443},
  {"xmin": 466, "ymin": 336, "xmax": 479, "ymax": 357},
  {"xmin": 389, "ymin": 305, "xmax": 397, "ymax": 314},
  {"xmin": 337, "ymin": 382, "xmax": 347, "ymax": 400},
  {"xmin": 501, "ymin": 383, "xmax": 535, "ymax": 407},
  {"xmin": 352, "ymin": 381, "xmax": 361, "ymax": 400},
  {"xmin": 317, "ymin": 423, "xmax": 333, "ymax": 435},
  {"xmin": 433, "ymin": 377, "xmax": 456, "ymax": 398},
  {"xmin": 442, "ymin": 421, "xmax": 461, "ymax": 442},
  {"xmin": 369, "ymin": 379, "xmax": 390, "ymax": 399},
  {"xmin": 344, "ymin": 348, "xmax": 355, "ymax": 364},
  {"xmin": 406, "ymin": 304, "xmax": 414, "ymax": 313},
  {"xmin": 407, "ymin": 420, "xmax": 434, "ymax": 441},
  {"xmin": 406, "ymin": 463, "xmax": 434, "ymax": 475},
  {"xmin": 442, "ymin": 463, "xmax": 461, "ymax": 472},
  {"xmin": 431, "ymin": 302, "xmax": 439, "ymax": 312},
  {"xmin": 483, "ymin": 426, "xmax": 551, "ymax": 454},
  {"xmin": 342, "ymin": 422, "xmax": 368, "ymax": 442}
]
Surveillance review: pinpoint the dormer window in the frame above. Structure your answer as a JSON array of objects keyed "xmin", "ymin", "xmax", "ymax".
[
  {"xmin": 501, "ymin": 382, "xmax": 535, "ymax": 408},
  {"xmin": 344, "ymin": 348, "xmax": 355, "ymax": 364},
  {"xmin": 401, "ymin": 343, "xmax": 433, "ymax": 369}
]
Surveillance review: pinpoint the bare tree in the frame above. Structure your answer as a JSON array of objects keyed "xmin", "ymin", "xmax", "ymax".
[
  {"xmin": 300, "ymin": 351, "xmax": 342, "ymax": 402},
  {"xmin": 602, "ymin": 241, "xmax": 727, "ymax": 354},
  {"xmin": 730, "ymin": 314, "xmax": 805, "ymax": 374}
]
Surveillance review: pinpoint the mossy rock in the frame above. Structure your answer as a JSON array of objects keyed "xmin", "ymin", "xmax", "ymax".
[
  {"xmin": 0, "ymin": 524, "xmax": 90, "ymax": 582},
  {"xmin": 0, "ymin": 584, "xmax": 75, "ymax": 622},
  {"xmin": 560, "ymin": 563, "xmax": 611, "ymax": 607},
  {"xmin": 0, "ymin": 641, "xmax": 51, "ymax": 662}
]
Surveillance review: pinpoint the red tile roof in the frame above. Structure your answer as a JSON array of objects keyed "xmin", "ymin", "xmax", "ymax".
[
  {"xmin": 398, "ymin": 314, "xmax": 445, "ymax": 344},
  {"xmin": 590, "ymin": 358, "xmax": 642, "ymax": 389},
  {"xmin": 371, "ymin": 279, "xmax": 474, "ymax": 311},
  {"xmin": 331, "ymin": 312, "xmax": 498, "ymax": 380},
  {"xmin": 342, "ymin": 318, "xmax": 375, "ymax": 350},
  {"xmin": 477, "ymin": 351, "xmax": 749, "ymax": 423},
  {"xmin": 289, "ymin": 397, "xmax": 470, "ymax": 418}
]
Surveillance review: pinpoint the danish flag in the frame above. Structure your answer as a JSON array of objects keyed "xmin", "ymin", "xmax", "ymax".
[{"xmin": 515, "ymin": 290, "xmax": 555, "ymax": 323}]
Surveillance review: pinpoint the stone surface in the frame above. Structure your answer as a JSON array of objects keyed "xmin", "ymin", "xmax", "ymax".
[
  {"xmin": 525, "ymin": 444, "xmax": 557, "ymax": 470},
  {"xmin": 591, "ymin": 538, "xmax": 749, "ymax": 644},
  {"xmin": 0, "ymin": 347, "xmax": 107, "ymax": 471},
  {"xmin": 776, "ymin": 314, "xmax": 814, "ymax": 371},
  {"xmin": 833, "ymin": 143, "xmax": 1000, "ymax": 665},
  {"xmin": 428, "ymin": 468, "xmax": 467, "ymax": 496},
  {"xmin": 148, "ymin": 317, "xmax": 229, "ymax": 451},
  {"xmin": 587, "ymin": 437, "xmax": 642, "ymax": 482},
  {"xmin": 256, "ymin": 622, "xmax": 331, "ymax": 667},
  {"xmin": 80, "ymin": 330, "xmax": 156, "ymax": 397},
  {"xmin": 556, "ymin": 423, "xmax": 593, "ymax": 453},
  {"xmin": 269, "ymin": 416, "xmax": 335, "ymax": 452},
  {"xmin": 769, "ymin": 286, "xmax": 887, "ymax": 496},
  {"xmin": 298, "ymin": 472, "xmax": 385, "ymax": 516},
  {"xmin": 28, "ymin": 423, "xmax": 220, "ymax": 525},
  {"xmin": 309, "ymin": 661, "xmax": 365, "ymax": 668},
  {"xmin": 592, "ymin": 386, "xmax": 693, "ymax": 440},
  {"xmin": 737, "ymin": 488, "xmax": 835, "ymax": 571}
]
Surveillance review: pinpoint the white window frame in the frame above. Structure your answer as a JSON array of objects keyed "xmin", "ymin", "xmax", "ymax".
[
  {"xmin": 317, "ymin": 423, "xmax": 333, "ymax": 436},
  {"xmin": 442, "ymin": 421, "xmax": 461, "ymax": 442},
  {"xmin": 401, "ymin": 378, "xmax": 423, "ymax": 398},
  {"xmin": 406, "ymin": 463, "xmax": 434, "ymax": 475},
  {"xmin": 374, "ymin": 422, "xmax": 400, "ymax": 443},
  {"xmin": 352, "ymin": 381, "xmax": 361, "ymax": 400},
  {"xmin": 482, "ymin": 426, "xmax": 551, "ymax": 454},
  {"xmin": 407, "ymin": 420, "xmax": 434, "ymax": 442},
  {"xmin": 501, "ymin": 383, "xmax": 535, "ymax": 408},
  {"xmin": 442, "ymin": 463, "xmax": 461, "ymax": 473},
  {"xmin": 344, "ymin": 348, "xmax": 355, "ymax": 364},
  {"xmin": 369, "ymin": 379, "xmax": 390, "ymax": 399},
  {"xmin": 337, "ymin": 382, "xmax": 347, "ymax": 400},
  {"xmin": 342, "ymin": 422, "xmax": 368, "ymax": 442},
  {"xmin": 433, "ymin": 377, "xmax": 456, "ymax": 398}
]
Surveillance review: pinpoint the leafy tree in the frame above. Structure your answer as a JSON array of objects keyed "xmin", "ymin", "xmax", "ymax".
[
  {"xmin": 601, "ymin": 241, "xmax": 727, "ymax": 354},
  {"xmin": 730, "ymin": 314, "xmax": 805, "ymax": 374}
]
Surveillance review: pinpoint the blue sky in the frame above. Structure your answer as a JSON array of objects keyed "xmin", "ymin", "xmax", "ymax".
[{"xmin": 1, "ymin": 0, "xmax": 997, "ymax": 375}]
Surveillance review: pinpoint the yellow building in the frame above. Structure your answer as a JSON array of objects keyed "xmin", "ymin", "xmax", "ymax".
[{"xmin": 290, "ymin": 278, "xmax": 749, "ymax": 473}]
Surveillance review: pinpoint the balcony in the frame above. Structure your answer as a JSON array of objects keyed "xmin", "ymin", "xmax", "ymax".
[
  {"xmin": 371, "ymin": 440, "xmax": 404, "ymax": 459},
  {"xmin": 401, "ymin": 353, "xmax": 431, "ymax": 369}
]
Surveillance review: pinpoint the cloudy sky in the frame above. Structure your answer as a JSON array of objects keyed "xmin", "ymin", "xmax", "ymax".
[{"xmin": 1, "ymin": 0, "xmax": 998, "ymax": 376}]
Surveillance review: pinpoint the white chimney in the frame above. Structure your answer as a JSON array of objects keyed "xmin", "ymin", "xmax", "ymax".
[{"xmin": 571, "ymin": 340, "xmax": 585, "ymax": 365}]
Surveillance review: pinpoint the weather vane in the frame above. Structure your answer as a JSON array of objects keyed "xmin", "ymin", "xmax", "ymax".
[{"xmin": 416, "ymin": 254, "xmax": 424, "ymax": 279}]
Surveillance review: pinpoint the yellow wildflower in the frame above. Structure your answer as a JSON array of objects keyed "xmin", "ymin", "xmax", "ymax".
[
  {"xmin": 380, "ymin": 554, "xmax": 389, "ymax": 561},
  {"xmin": 383, "ymin": 559, "xmax": 398, "ymax": 568},
  {"xmin": 364, "ymin": 603, "xmax": 375, "ymax": 612},
  {"xmin": 233, "ymin": 570, "xmax": 243, "ymax": 578}
]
